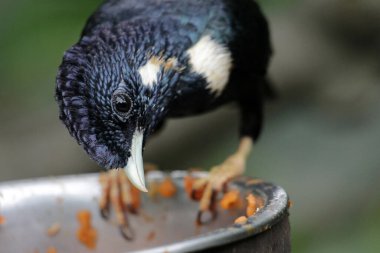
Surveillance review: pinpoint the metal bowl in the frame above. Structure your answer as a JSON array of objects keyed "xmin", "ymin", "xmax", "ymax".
[{"xmin": 0, "ymin": 171, "xmax": 288, "ymax": 253}]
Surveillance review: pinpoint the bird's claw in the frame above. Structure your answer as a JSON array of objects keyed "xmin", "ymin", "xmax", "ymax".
[
  {"xmin": 195, "ymin": 189, "xmax": 218, "ymax": 225},
  {"xmin": 98, "ymin": 169, "xmax": 141, "ymax": 239},
  {"xmin": 119, "ymin": 224, "xmax": 134, "ymax": 241},
  {"xmin": 100, "ymin": 205, "xmax": 110, "ymax": 219}
]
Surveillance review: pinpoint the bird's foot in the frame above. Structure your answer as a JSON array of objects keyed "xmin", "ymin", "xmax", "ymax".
[
  {"xmin": 98, "ymin": 169, "xmax": 140, "ymax": 240},
  {"xmin": 191, "ymin": 137, "xmax": 253, "ymax": 225}
]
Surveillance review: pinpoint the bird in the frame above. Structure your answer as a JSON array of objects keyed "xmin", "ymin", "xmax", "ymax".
[{"xmin": 56, "ymin": 0, "xmax": 272, "ymax": 237}]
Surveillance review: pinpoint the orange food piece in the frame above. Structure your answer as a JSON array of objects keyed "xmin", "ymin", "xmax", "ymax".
[
  {"xmin": 76, "ymin": 210, "xmax": 97, "ymax": 249},
  {"xmin": 220, "ymin": 190, "xmax": 243, "ymax": 210},
  {"xmin": 246, "ymin": 194, "xmax": 257, "ymax": 217},
  {"xmin": 234, "ymin": 216, "xmax": 247, "ymax": 225},
  {"xmin": 191, "ymin": 186, "xmax": 205, "ymax": 201},
  {"xmin": 46, "ymin": 246, "xmax": 57, "ymax": 253},
  {"xmin": 0, "ymin": 215, "xmax": 5, "ymax": 225},
  {"xmin": 183, "ymin": 174, "xmax": 206, "ymax": 200},
  {"xmin": 158, "ymin": 178, "xmax": 177, "ymax": 198},
  {"xmin": 77, "ymin": 210, "xmax": 91, "ymax": 227},
  {"xmin": 77, "ymin": 228, "xmax": 97, "ymax": 249},
  {"xmin": 183, "ymin": 175, "xmax": 194, "ymax": 197}
]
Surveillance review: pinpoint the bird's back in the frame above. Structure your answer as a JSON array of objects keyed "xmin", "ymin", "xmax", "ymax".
[
  {"xmin": 81, "ymin": 0, "xmax": 272, "ymax": 115},
  {"xmin": 83, "ymin": 0, "xmax": 217, "ymax": 37},
  {"xmin": 82, "ymin": 0, "xmax": 264, "ymax": 45}
]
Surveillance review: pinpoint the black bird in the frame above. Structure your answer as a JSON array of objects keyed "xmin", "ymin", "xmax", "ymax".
[{"xmin": 56, "ymin": 0, "xmax": 272, "ymax": 229}]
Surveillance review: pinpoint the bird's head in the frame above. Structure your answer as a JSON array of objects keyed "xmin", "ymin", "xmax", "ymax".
[{"xmin": 56, "ymin": 26, "xmax": 179, "ymax": 191}]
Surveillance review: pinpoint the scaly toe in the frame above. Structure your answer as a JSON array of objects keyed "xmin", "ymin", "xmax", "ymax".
[
  {"xmin": 100, "ymin": 205, "xmax": 111, "ymax": 219},
  {"xmin": 98, "ymin": 169, "xmax": 141, "ymax": 239}
]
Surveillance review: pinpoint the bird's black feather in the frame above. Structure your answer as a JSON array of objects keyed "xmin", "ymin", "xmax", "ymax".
[{"xmin": 56, "ymin": 0, "xmax": 272, "ymax": 169}]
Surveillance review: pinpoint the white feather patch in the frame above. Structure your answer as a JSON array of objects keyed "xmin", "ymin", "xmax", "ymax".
[
  {"xmin": 138, "ymin": 57, "xmax": 178, "ymax": 87},
  {"xmin": 138, "ymin": 58, "xmax": 161, "ymax": 87},
  {"xmin": 187, "ymin": 35, "xmax": 232, "ymax": 96}
]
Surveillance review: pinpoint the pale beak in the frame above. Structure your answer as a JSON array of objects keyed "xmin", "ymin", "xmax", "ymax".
[{"xmin": 124, "ymin": 130, "xmax": 148, "ymax": 192}]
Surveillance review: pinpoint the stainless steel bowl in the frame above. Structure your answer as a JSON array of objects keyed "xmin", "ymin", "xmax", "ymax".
[{"xmin": 0, "ymin": 171, "xmax": 288, "ymax": 253}]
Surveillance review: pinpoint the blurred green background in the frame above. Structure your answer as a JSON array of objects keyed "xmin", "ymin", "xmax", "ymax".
[{"xmin": 0, "ymin": 0, "xmax": 379, "ymax": 252}]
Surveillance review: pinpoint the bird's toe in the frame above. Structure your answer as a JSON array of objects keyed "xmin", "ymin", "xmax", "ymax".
[{"xmin": 98, "ymin": 169, "xmax": 140, "ymax": 239}]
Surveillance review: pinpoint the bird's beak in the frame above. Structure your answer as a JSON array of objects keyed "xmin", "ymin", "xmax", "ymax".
[{"xmin": 124, "ymin": 130, "xmax": 148, "ymax": 192}]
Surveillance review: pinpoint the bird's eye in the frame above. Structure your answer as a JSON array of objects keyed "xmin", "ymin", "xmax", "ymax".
[{"xmin": 112, "ymin": 92, "xmax": 132, "ymax": 117}]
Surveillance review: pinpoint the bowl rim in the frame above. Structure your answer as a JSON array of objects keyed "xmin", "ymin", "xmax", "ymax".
[
  {"xmin": 0, "ymin": 171, "xmax": 289, "ymax": 253},
  {"xmin": 134, "ymin": 170, "xmax": 289, "ymax": 253}
]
